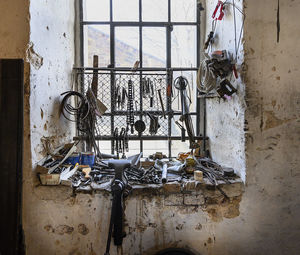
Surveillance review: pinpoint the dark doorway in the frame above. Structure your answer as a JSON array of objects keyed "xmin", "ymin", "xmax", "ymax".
[{"xmin": 0, "ymin": 59, "xmax": 24, "ymax": 255}]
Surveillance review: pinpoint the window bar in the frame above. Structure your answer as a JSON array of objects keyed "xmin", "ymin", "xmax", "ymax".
[
  {"xmin": 139, "ymin": 0, "xmax": 143, "ymax": 154},
  {"xmin": 197, "ymin": 2, "xmax": 206, "ymax": 155},
  {"xmin": 167, "ymin": 0, "xmax": 172, "ymax": 158},
  {"xmin": 110, "ymin": 0, "xmax": 115, "ymax": 154}
]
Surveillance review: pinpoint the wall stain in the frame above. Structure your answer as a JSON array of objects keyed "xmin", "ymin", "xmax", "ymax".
[
  {"xmin": 204, "ymin": 196, "xmax": 242, "ymax": 222},
  {"xmin": 264, "ymin": 111, "xmax": 295, "ymax": 130},
  {"xmin": 55, "ymin": 225, "xmax": 74, "ymax": 235},
  {"xmin": 78, "ymin": 224, "xmax": 89, "ymax": 235},
  {"xmin": 195, "ymin": 223, "xmax": 202, "ymax": 231}
]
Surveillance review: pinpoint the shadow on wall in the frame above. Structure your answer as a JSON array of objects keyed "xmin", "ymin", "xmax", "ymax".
[
  {"xmin": 143, "ymin": 244, "xmax": 199, "ymax": 255},
  {"xmin": 156, "ymin": 248, "xmax": 196, "ymax": 255}
]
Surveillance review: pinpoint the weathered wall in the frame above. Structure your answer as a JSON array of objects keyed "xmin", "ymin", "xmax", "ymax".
[
  {"xmin": 0, "ymin": 1, "xmax": 31, "ymax": 252},
  {"xmin": 204, "ymin": 0, "xmax": 246, "ymax": 181},
  {"xmin": 22, "ymin": 0, "xmax": 76, "ymax": 254},
  {"xmin": 28, "ymin": 0, "xmax": 76, "ymax": 163},
  {"xmin": 19, "ymin": 0, "xmax": 300, "ymax": 254}
]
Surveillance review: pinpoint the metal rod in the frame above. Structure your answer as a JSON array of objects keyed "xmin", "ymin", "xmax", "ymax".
[
  {"xmin": 81, "ymin": 21, "xmax": 198, "ymax": 26},
  {"xmin": 74, "ymin": 67, "xmax": 199, "ymax": 71},
  {"xmin": 99, "ymin": 111, "xmax": 198, "ymax": 116},
  {"xmin": 139, "ymin": 0, "xmax": 143, "ymax": 154},
  {"xmin": 74, "ymin": 136, "xmax": 207, "ymax": 141}
]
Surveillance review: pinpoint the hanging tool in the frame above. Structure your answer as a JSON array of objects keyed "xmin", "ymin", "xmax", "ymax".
[
  {"xmin": 142, "ymin": 77, "xmax": 147, "ymax": 98},
  {"xmin": 134, "ymin": 119, "xmax": 146, "ymax": 136},
  {"xmin": 116, "ymin": 85, "xmax": 121, "ymax": 109},
  {"xmin": 91, "ymin": 55, "xmax": 99, "ymax": 98},
  {"xmin": 121, "ymin": 87, "xmax": 127, "ymax": 109},
  {"xmin": 127, "ymin": 79, "xmax": 134, "ymax": 134},
  {"xmin": 216, "ymin": 79, "xmax": 237, "ymax": 99},
  {"xmin": 212, "ymin": 1, "xmax": 225, "ymax": 21},
  {"xmin": 119, "ymin": 128, "xmax": 126, "ymax": 159},
  {"xmin": 157, "ymin": 89, "xmax": 166, "ymax": 119},
  {"xmin": 175, "ymin": 120, "xmax": 186, "ymax": 142},
  {"xmin": 147, "ymin": 113, "xmax": 160, "ymax": 135},
  {"xmin": 113, "ymin": 128, "xmax": 119, "ymax": 158},
  {"xmin": 204, "ymin": 31, "xmax": 214, "ymax": 50},
  {"xmin": 150, "ymin": 81, "xmax": 154, "ymax": 107},
  {"xmin": 174, "ymin": 76, "xmax": 199, "ymax": 149}
]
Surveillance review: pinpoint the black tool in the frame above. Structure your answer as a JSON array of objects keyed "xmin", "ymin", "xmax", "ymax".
[
  {"xmin": 175, "ymin": 120, "xmax": 186, "ymax": 142},
  {"xmin": 150, "ymin": 82, "xmax": 154, "ymax": 107},
  {"xmin": 204, "ymin": 31, "xmax": 214, "ymax": 50},
  {"xmin": 104, "ymin": 160, "xmax": 131, "ymax": 255},
  {"xmin": 217, "ymin": 79, "xmax": 237, "ymax": 99},
  {"xmin": 127, "ymin": 80, "xmax": 134, "ymax": 134},
  {"xmin": 120, "ymin": 128, "xmax": 126, "ymax": 159},
  {"xmin": 147, "ymin": 113, "xmax": 160, "ymax": 135},
  {"xmin": 121, "ymin": 87, "xmax": 127, "ymax": 109},
  {"xmin": 174, "ymin": 76, "xmax": 199, "ymax": 149},
  {"xmin": 113, "ymin": 128, "xmax": 119, "ymax": 158},
  {"xmin": 157, "ymin": 89, "xmax": 166, "ymax": 119},
  {"xmin": 134, "ymin": 120, "xmax": 146, "ymax": 135}
]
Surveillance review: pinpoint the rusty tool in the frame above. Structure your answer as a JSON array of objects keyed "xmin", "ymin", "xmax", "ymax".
[{"xmin": 157, "ymin": 89, "xmax": 166, "ymax": 119}]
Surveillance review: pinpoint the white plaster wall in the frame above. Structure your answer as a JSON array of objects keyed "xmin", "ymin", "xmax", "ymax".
[
  {"xmin": 204, "ymin": 0, "xmax": 246, "ymax": 181},
  {"xmin": 29, "ymin": 0, "xmax": 76, "ymax": 164}
]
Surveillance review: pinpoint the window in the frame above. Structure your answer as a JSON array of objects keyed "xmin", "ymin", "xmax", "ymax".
[{"xmin": 79, "ymin": 0, "xmax": 204, "ymax": 157}]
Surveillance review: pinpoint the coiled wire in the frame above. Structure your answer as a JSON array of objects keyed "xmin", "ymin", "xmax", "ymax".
[{"xmin": 197, "ymin": 59, "xmax": 217, "ymax": 93}]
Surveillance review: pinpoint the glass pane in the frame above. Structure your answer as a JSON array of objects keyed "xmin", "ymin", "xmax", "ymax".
[
  {"xmin": 143, "ymin": 141, "xmax": 168, "ymax": 157},
  {"xmin": 142, "ymin": 27, "xmax": 166, "ymax": 67},
  {"xmin": 83, "ymin": 0, "xmax": 110, "ymax": 21},
  {"xmin": 171, "ymin": 140, "xmax": 190, "ymax": 157},
  {"xmin": 171, "ymin": 26, "xmax": 197, "ymax": 67},
  {"xmin": 113, "ymin": 0, "xmax": 139, "ymax": 21},
  {"xmin": 83, "ymin": 25, "xmax": 110, "ymax": 67},
  {"xmin": 171, "ymin": 0, "xmax": 196, "ymax": 22},
  {"xmin": 172, "ymin": 70, "xmax": 197, "ymax": 112},
  {"xmin": 142, "ymin": 0, "xmax": 168, "ymax": 21},
  {"xmin": 97, "ymin": 141, "xmax": 112, "ymax": 154},
  {"xmin": 115, "ymin": 27, "xmax": 139, "ymax": 67},
  {"xmin": 127, "ymin": 141, "xmax": 141, "ymax": 156}
]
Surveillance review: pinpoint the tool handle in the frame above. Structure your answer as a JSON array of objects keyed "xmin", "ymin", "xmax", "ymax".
[{"xmin": 181, "ymin": 128, "xmax": 186, "ymax": 142}]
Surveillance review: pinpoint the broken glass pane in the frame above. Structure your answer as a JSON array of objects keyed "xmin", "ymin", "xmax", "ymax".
[
  {"xmin": 142, "ymin": 27, "xmax": 166, "ymax": 67},
  {"xmin": 115, "ymin": 27, "xmax": 139, "ymax": 67},
  {"xmin": 84, "ymin": 25, "xmax": 110, "ymax": 67},
  {"xmin": 83, "ymin": 0, "xmax": 110, "ymax": 21}
]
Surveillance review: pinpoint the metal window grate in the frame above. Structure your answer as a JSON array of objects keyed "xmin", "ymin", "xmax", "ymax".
[{"xmin": 75, "ymin": 68, "xmax": 205, "ymax": 157}]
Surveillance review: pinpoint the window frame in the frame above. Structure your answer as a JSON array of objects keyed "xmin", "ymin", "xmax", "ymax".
[{"xmin": 79, "ymin": 0, "xmax": 206, "ymax": 157}]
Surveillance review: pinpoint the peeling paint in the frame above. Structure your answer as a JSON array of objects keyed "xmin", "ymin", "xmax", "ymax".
[{"xmin": 26, "ymin": 41, "xmax": 43, "ymax": 70}]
